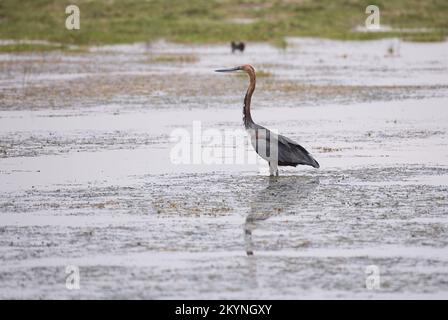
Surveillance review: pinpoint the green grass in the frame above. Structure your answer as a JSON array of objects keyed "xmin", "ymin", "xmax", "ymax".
[
  {"xmin": 0, "ymin": 43, "xmax": 63, "ymax": 53},
  {"xmin": 0, "ymin": 43, "xmax": 88, "ymax": 53},
  {"xmin": 0, "ymin": 0, "xmax": 446, "ymax": 51},
  {"xmin": 150, "ymin": 54, "xmax": 199, "ymax": 63}
]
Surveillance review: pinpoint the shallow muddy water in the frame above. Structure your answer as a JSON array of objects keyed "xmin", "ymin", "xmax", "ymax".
[{"xmin": 0, "ymin": 38, "xmax": 447, "ymax": 299}]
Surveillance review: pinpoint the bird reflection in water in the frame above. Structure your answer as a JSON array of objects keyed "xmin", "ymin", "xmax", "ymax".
[{"xmin": 244, "ymin": 175, "xmax": 319, "ymax": 256}]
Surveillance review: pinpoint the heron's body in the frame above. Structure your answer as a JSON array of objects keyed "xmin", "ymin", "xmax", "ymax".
[{"xmin": 216, "ymin": 64, "xmax": 319, "ymax": 176}]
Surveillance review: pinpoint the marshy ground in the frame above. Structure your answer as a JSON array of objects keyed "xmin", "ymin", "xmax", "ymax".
[{"xmin": 0, "ymin": 38, "xmax": 448, "ymax": 299}]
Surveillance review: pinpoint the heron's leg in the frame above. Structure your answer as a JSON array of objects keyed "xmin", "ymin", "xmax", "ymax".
[{"xmin": 269, "ymin": 161, "xmax": 278, "ymax": 176}]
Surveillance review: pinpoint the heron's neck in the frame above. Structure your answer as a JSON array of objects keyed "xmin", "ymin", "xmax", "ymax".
[{"xmin": 243, "ymin": 71, "xmax": 255, "ymax": 128}]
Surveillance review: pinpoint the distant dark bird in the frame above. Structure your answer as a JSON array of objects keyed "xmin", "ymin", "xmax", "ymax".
[
  {"xmin": 215, "ymin": 65, "xmax": 319, "ymax": 176},
  {"xmin": 231, "ymin": 41, "xmax": 245, "ymax": 53}
]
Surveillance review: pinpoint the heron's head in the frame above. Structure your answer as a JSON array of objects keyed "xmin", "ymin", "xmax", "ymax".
[{"xmin": 215, "ymin": 64, "xmax": 255, "ymax": 75}]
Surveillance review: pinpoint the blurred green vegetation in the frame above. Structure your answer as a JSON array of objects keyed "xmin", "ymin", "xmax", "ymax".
[{"xmin": 0, "ymin": 0, "xmax": 446, "ymax": 50}]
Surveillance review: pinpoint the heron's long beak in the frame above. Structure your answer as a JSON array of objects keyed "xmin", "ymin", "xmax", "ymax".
[{"xmin": 215, "ymin": 66, "xmax": 241, "ymax": 72}]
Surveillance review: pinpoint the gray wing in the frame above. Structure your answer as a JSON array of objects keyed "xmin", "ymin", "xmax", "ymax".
[
  {"xmin": 277, "ymin": 134, "xmax": 320, "ymax": 168},
  {"xmin": 250, "ymin": 125, "xmax": 320, "ymax": 168}
]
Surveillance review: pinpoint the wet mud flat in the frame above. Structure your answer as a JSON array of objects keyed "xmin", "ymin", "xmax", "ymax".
[{"xmin": 0, "ymin": 39, "xmax": 448, "ymax": 299}]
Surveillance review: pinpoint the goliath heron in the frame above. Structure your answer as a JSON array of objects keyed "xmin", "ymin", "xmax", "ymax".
[{"xmin": 215, "ymin": 65, "xmax": 319, "ymax": 176}]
